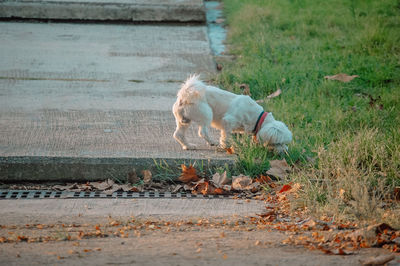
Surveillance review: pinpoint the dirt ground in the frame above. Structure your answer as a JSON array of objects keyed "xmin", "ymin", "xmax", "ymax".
[{"xmin": 1, "ymin": 216, "xmax": 399, "ymax": 266}]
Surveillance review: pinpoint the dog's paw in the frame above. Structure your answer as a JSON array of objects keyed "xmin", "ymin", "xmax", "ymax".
[{"xmin": 183, "ymin": 144, "xmax": 196, "ymax": 150}]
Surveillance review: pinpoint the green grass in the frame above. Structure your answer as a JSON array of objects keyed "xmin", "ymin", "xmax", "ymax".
[{"xmin": 217, "ymin": 0, "xmax": 400, "ymax": 224}]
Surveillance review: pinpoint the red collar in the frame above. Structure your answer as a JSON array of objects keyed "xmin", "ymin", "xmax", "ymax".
[{"xmin": 253, "ymin": 111, "xmax": 268, "ymax": 136}]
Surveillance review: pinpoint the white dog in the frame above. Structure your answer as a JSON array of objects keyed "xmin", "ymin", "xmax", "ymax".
[{"xmin": 172, "ymin": 75, "xmax": 292, "ymax": 153}]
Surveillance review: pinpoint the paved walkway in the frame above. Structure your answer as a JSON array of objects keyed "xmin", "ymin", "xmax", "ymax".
[
  {"xmin": 0, "ymin": 0, "xmax": 205, "ymax": 22},
  {"xmin": 0, "ymin": 0, "xmax": 233, "ymax": 181},
  {"xmin": 0, "ymin": 198, "xmax": 266, "ymax": 224}
]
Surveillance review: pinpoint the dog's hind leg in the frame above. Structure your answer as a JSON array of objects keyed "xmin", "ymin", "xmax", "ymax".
[
  {"xmin": 172, "ymin": 102, "xmax": 196, "ymax": 150},
  {"xmin": 190, "ymin": 102, "xmax": 217, "ymax": 147},
  {"xmin": 173, "ymin": 122, "xmax": 196, "ymax": 150}
]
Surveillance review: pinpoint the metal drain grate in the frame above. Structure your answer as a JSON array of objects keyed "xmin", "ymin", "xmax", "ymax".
[{"xmin": 0, "ymin": 190, "xmax": 232, "ymax": 200}]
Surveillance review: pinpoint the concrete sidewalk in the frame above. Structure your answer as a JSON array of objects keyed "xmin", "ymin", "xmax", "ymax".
[
  {"xmin": 0, "ymin": 0, "xmax": 206, "ymax": 22},
  {"xmin": 0, "ymin": 17, "xmax": 233, "ymax": 181},
  {"xmin": 0, "ymin": 198, "xmax": 265, "ymax": 224}
]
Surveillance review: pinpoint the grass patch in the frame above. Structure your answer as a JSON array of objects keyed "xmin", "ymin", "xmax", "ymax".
[{"xmin": 217, "ymin": 0, "xmax": 400, "ymax": 224}]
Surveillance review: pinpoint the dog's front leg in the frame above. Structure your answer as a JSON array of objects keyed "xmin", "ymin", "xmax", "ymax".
[
  {"xmin": 198, "ymin": 126, "xmax": 218, "ymax": 147},
  {"xmin": 173, "ymin": 123, "xmax": 196, "ymax": 150},
  {"xmin": 218, "ymin": 117, "xmax": 235, "ymax": 150},
  {"xmin": 218, "ymin": 129, "xmax": 231, "ymax": 150}
]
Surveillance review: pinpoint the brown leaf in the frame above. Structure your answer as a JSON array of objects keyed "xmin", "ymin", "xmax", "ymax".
[
  {"xmin": 232, "ymin": 175, "xmax": 253, "ymax": 190},
  {"xmin": 393, "ymin": 186, "xmax": 400, "ymax": 201},
  {"xmin": 142, "ymin": 170, "xmax": 152, "ymax": 184},
  {"xmin": 266, "ymin": 159, "xmax": 291, "ymax": 179},
  {"xmin": 301, "ymin": 219, "xmax": 317, "ymax": 229},
  {"xmin": 212, "ymin": 171, "xmax": 229, "ymax": 188},
  {"xmin": 127, "ymin": 169, "xmax": 139, "ymax": 184},
  {"xmin": 225, "ymin": 146, "xmax": 235, "ymax": 154},
  {"xmin": 267, "ymin": 88, "xmax": 282, "ymax": 99},
  {"xmin": 240, "ymin": 84, "xmax": 251, "ymax": 96},
  {"xmin": 360, "ymin": 254, "xmax": 395, "ymax": 266},
  {"xmin": 256, "ymin": 175, "xmax": 276, "ymax": 188},
  {"xmin": 324, "ymin": 73, "xmax": 359, "ymax": 83},
  {"xmin": 172, "ymin": 184, "xmax": 183, "ymax": 193},
  {"xmin": 279, "ymin": 184, "xmax": 292, "ymax": 193},
  {"xmin": 213, "ymin": 187, "xmax": 224, "ymax": 195},
  {"xmin": 90, "ymin": 179, "xmax": 114, "ymax": 191},
  {"xmin": 347, "ymin": 223, "xmax": 395, "ymax": 247},
  {"xmin": 179, "ymin": 164, "xmax": 199, "ymax": 183},
  {"xmin": 257, "ymin": 210, "xmax": 276, "ymax": 218}
]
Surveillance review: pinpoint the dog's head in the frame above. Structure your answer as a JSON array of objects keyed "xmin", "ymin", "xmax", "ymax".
[{"xmin": 257, "ymin": 120, "xmax": 292, "ymax": 147}]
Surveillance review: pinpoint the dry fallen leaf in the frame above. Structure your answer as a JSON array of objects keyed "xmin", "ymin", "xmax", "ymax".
[
  {"xmin": 347, "ymin": 223, "xmax": 395, "ymax": 247},
  {"xmin": 324, "ymin": 73, "xmax": 359, "ymax": 83},
  {"xmin": 393, "ymin": 186, "xmax": 400, "ymax": 201},
  {"xmin": 240, "ymin": 84, "xmax": 251, "ymax": 96},
  {"xmin": 256, "ymin": 175, "xmax": 276, "ymax": 188},
  {"xmin": 266, "ymin": 159, "xmax": 291, "ymax": 179},
  {"xmin": 256, "ymin": 88, "xmax": 282, "ymax": 103},
  {"xmin": 267, "ymin": 88, "xmax": 282, "ymax": 99},
  {"xmin": 232, "ymin": 175, "xmax": 253, "ymax": 190},
  {"xmin": 142, "ymin": 170, "xmax": 152, "ymax": 184},
  {"xmin": 179, "ymin": 164, "xmax": 199, "ymax": 183},
  {"xmin": 279, "ymin": 184, "xmax": 292, "ymax": 193},
  {"xmin": 225, "ymin": 146, "xmax": 235, "ymax": 154},
  {"xmin": 95, "ymin": 179, "xmax": 115, "ymax": 190},
  {"xmin": 212, "ymin": 171, "xmax": 229, "ymax": 188},
  {"xmin": 127, "ymin": 169, "xmax": 139, "ymax": 184}
]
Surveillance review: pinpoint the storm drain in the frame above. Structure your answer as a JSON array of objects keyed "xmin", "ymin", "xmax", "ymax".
[{"xmin": 0, "ymin": 190, "xmax": 232, "ymax": 200}]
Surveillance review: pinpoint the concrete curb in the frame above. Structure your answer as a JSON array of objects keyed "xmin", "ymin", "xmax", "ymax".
[
  {"xmin": 0, "ymin": 156, "xmax": 234, "ymax": 182},
  {"xmin": 0, "ymin": 0, "xmax": 206, "ymax": 22}
]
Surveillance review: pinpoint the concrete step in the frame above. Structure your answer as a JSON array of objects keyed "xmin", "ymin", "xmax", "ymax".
[
  {"xmin": 0, "ymin": 21, "xmax": 233, "ymax": 182},
  {"xmin": 0, "ymin": 0, "xmax": 206, "ymax": 22}
]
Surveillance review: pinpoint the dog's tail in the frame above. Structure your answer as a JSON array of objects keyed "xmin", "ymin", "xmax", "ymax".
[{"xmin": 177, "ymin": 74, "xmax": 206, "ymax": 104}]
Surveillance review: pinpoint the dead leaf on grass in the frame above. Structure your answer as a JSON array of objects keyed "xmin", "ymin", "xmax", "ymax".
[
  {"xmin": 232, "ymin": 175, "xmax": 253, "ymax": 190},
  {"xmin": 225, "ymin": 146, "xmax": 235, "ymax": 154},
  {"xmin": 324, "ymin": 73, "xmax": 359, "ymax": 83},
  {"xmin": 212, "ymin": 171, "xmax": 229, "ymax": 188},
  {"xmin": 127, "ymin": 169, "xmax": 139, "ymax": 184},
  {"xmin": 256, "ymin": 175, "xmax": 276, "ymax": 188},
  {"xmin": 279, "ymin": 184, "xmax": 292, "ymax": 193},
  {"xmin": 393, "ymin": 187, "xmax": 400, "ymax": 201},
  {"xmin": 142, "ymin": 170, "xmax": 152, "ymax": 184},
  {"xmin": 266, "ymin": 159, "xmax": 291, "ymax": 179},
  {"xmin": 90, "ymin": 179, "xmax": 115, "ymax": 191},
  {"xmin": 240, "ymin": 84, "xmax": 251, "ymax": 96},
  {"xmin": 179, "ymin": 164, "xmax": 199, "ymax": 183},
  {"xmin": 192, "ymin": 179, "xmax": 224, "ymax": 195},
  {"xmin": 256, "ymin": 88, "xmax": 282, "ymax": 103},
  {"xmin": 267, "ymin": 88, "xmax": 282, "ymax": 99},
  {"xmin": 172, "ymin": 184, "xmax": 183, "ymax": 193},
  {"xmin": 103, "ymin": 184, "xmax": 139, "ymax": 195},
  {"xmin": 347, "ymin": 223, "xmax": 398, "ymax": 248}
]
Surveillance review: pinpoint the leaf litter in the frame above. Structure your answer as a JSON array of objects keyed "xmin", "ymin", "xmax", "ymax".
[{"xmin": 2, "ymin": 163, "xmax": 399, "ymax": 256}]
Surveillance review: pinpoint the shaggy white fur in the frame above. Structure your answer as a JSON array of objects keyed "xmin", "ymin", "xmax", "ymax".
[{"xmin": 172, "ymin": 75, "xmax": 292, "ymax": 153}]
